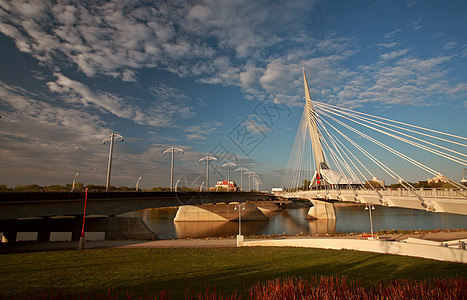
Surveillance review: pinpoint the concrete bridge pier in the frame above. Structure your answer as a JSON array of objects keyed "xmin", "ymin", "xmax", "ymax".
[
  {"xmin": 1, "ymin": 231, "xmax": 17, "ymax": 243},
  {"xmin": 306, "ymin": 200, "xmax": 336, "ymax": 220}
]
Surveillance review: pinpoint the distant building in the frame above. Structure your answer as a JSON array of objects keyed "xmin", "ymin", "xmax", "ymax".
[
  {"xmin": 427, "ymin": 174, "xmax": 448, "ymax": 184},
  {"xmin": 215, "ymin": 180, "xmax": 237, "ymax": 191},
  {"xmin": 371, "ymin": 177, "xmax": 385, "ymax": 187},
  {"xmin": 271, "ymin": 187, "xmax": 284, "ymax": 194}
]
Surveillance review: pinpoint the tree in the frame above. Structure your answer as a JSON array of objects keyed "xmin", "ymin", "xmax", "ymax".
[{"xmin": 301, "ymin": 179, "xmax": 311, "ymax": 190}]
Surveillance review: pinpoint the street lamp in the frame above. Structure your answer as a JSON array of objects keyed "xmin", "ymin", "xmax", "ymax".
[
  {"xmin": 199, "ymin": 182, "xmax": 205, "ymax": 191},
  {"xmin": 175, "ymin": 179, "xmax": 180, "ymax": 192},
  {"xmin": 221, "ymin": 162, "xmax": 237, "ymax": 191},
  {"xmin": 234, "ymin": 202, "xmax": 246, "ymax": 246},
  {"xmin": 199, "ymin": 155, "xmax": 217, "ymax": 191},
  {"xmin": 365, "ymin": 203, "xmax": 375, "ymax": 239},
  {"xmin": 71, "ymin": 172, "xmax": 79, "ymax": 191},
  {"xmin": 103, "ymin": 133, "xmax": 123, "ymax": 192},
  {"xmin": 136, "ymin": 176, "xmax": 142, "ymax": 192},
  {"xmin": 163, "ymin": 147, "xmax": 184, "ymax": 191},
  {"xmin": 244, "ymin": 171, "xmax": 255, "ymax": 192},
  {"xmin": 235, "ymin": 167, "xmax": 248, "ymax": 191}
]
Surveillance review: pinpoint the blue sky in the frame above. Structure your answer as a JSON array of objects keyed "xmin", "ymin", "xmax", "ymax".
[{"xmin": 0, "ymin": 0, "xmax": 466, "ymax": 190}]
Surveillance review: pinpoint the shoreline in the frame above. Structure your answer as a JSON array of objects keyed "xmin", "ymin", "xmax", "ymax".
[{"xmin": 1, "ymin": 228, "xmax": 465, "ymax": 253}]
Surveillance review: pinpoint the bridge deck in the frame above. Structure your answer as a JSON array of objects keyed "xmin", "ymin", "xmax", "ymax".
[
  {"xmin": 0, "ymin": 191, "xmax": 272, "ymax": 220},
  {"xmin": 282, "ymin": 189, "xmax": 467, "ymax": 215}
]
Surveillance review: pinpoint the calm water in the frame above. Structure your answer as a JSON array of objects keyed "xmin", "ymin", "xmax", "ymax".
[{"xmin": 122, "ymin": 204, "xmax": 466, "ymax": 239}]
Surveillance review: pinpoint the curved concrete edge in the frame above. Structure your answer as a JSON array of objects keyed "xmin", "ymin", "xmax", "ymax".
[
  {"xmin": 244, "ymin": 238, "xmax": 467, "ymax": 264},
  {"xmin": 174, "ymin": 203, "xmax": 268, "ymax": 222}
]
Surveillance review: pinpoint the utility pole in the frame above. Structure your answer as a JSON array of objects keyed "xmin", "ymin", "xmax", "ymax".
[
  {"xmin": 235, "ymin": 167, "xmax": 248, "ymax": 191},
  {"xmin": 163, "ymin": 147, "xmax": 184, "ymax": 191},
  {"xmin": 221, "ymin": 162, "xmax": 237, "ymax": 191},
  {"xmin": 103, "ymin": 133, "xmax": 123, "ymax": 191},
  {"xmin": 199, "ymin": 155, "xmax": 217, "ymax": 191}
]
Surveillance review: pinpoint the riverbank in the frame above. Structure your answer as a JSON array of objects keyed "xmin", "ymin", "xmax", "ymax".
[{"xmin": 0, "ymin": 246, "xmax": 465, "ymax": 299}]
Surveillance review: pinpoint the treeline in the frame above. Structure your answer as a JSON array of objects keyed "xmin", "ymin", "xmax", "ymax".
[{"xmin": 0, "ymin": 184, "xmax": 200, "ymax": 192}]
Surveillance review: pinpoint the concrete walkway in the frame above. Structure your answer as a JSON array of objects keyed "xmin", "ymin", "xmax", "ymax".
[
  {"xmin": 1, "ymin": 231, "xmax": 465, "ymax": 264},
  {"xmin": 244, "ymin": 233, "xmax": 467, "ymax": 264}
]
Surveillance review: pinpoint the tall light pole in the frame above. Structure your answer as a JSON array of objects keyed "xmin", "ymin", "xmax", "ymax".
[
  {"xmin": 199, "ymin": 155, "xmax": 217, "ymax": 191},
  {"xmin": 163, "ymin": 147, "xmax": 184, "ymax": 191},
  {"xmin": 244, "ymin": 171, "xmax": 255, "ymax": 192},
  {"xmin": 136, "ymin": 176, "xmax": 142, "ymax": 192},
  {"xmin": 234, "ymin": 202, "xmax": 246, "ymax": 246},
  {"xmin": 365, "ymin": 202, "xmax": 375, "ymax": 239},
  {"xmin": 221, "ymin": 162, "xmax": 237, "ymax": 191},
  {"xmin": 71, "ymin": 172, "xmax": 79, "ymax": 191},
  {"xmin": 235, "ymin": 167, "xmax": 248, "ymax": 191},
  {"xmin": 103, "ymin": 133, "xmax": 123, "ymax": 192},
  {"xmin": 175, "ymin": 179, "xmax": 180, "ymax": 192}
]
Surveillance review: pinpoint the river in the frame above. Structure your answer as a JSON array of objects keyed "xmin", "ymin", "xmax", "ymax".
[{"xmin": 121, "ymin": 204, "xmax": 466, "ymax": 239}]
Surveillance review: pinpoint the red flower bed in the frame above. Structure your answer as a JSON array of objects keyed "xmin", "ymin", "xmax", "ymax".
[{"xmin": 3, "ymin": 276, "xmax": 465, "ymax": 299}]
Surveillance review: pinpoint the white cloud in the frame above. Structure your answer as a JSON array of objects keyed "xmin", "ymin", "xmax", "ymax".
[
  {"xmin": 185, "ymin": 121, "xmax": 223, "ymax": 140},
  {"xmin": 47, "ymin": 73, "xmax": 194, "ymax": 127},
  {"xmin": 380, "ymin": 48, "xmax": 411, "ymax": 60}
]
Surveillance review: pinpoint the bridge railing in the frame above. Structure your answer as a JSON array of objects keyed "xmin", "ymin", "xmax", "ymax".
[
  {"xmin": 285, "ymin": 188, "xmax": 466, "ymax": 200},
  {"xmin": 333, "ymin": 188, "xmax": 466, "ymax": 199}
]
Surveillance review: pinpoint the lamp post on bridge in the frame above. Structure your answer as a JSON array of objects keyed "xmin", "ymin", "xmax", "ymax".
[
  {"xmin": 71, "ymin": 172, "xmax": 79, "ymax": 191},
  {"xmin": 221, "ymin": 162, "xmax": 237, "ymax": 191},
  {"xmin": 199, "ymin": 155, "xmax": 217, "ymax": 191},
  {"xmin": 235, "ymin": 167, "xmax": 248, "ymax": 191},
  {"xmin": 103, "ymin": 133, "xmax": 123, "ymax": 192},
  {"xmin": 244, "ymin": 171, "xmax": 255, "ymax": 192},
  {"xmin": 250, "ymin": 173, "xmax": 260, "ymax": 191},
  {"xmin": 135, "ymin": 177, "xmax": 142, "ymax": 192},
  {"xmin": 163, "ymin": 147, "xmax": 184, "ymax": 191}
]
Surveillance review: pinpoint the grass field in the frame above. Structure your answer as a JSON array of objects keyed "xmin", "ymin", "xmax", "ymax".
[{"xmin": 0, "ymin": 247, "xmax": 466, "ymax": 298}]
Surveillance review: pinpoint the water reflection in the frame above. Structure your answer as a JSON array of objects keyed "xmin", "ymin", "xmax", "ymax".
[{"xmin": 121, "ymin": 205, "xmax": 466, "ymax": 239}]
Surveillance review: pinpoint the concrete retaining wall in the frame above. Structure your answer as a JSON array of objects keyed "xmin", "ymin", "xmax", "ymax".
[
  {"xmin": 244, "ymin": 238, "xmax": 467, "ymax": 263},
  {"xmin": 174, "ymin": 203, "xmax": 268, "ymax": 222}
]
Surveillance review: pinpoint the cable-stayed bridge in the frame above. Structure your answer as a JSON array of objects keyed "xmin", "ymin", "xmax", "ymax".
[{"xmin": 280, "ymin": 69, "xmax": 467, "ymax": 216}]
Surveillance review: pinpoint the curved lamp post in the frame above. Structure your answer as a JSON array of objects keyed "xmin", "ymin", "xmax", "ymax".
[
  {"xmin": 199, "ymin": 155, "xmax": 217, "ymax": 191},
  {"xmin": 71, "ymin": 172, "xmax": 79, "ymax": 191},
  {"xmin": 163, "ymin": 147, "xmax": 184, "ymax": 191},
  {"xmin": 103, "ymin": 133, "xmax": 123, "ymax": 191},
  {"xmin": 221, "ymin": 162, "xmax": 237, "ymax": 191},
  {"xmin": 136, "ymin": 176, "xmax": 142, "ymax": 192},
  {"xmin": 175, "ymin": 179, "xmax": 181, "ymax": 192},
  {"xmin": 199, "ymin": 182, "xmax": 205, "ymax": 191}
]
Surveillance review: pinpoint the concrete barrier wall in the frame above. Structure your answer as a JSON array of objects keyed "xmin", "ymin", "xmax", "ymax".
[{"xmin": 244, "ymin": 238, "xmax": 467, "ymax": 263}]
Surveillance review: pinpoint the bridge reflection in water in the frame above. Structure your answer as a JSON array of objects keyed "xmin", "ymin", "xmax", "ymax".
[{"xmin": 121, "ymin": 204, "xmax": 466, "ymax": 239}]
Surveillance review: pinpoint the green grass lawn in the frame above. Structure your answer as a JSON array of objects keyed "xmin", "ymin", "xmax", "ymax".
[{"xmin": 0, "ymin": 247, "xmax": 465, "ymax": 298}]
